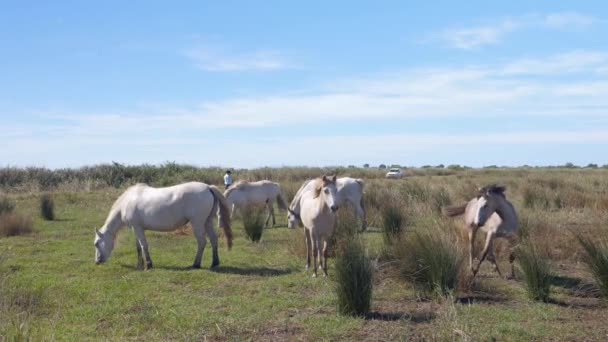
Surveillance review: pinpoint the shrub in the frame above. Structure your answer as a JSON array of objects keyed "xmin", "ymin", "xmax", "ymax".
[
  {"xmin": 576, "ymin": 233, "xmax": 608, "ymax": 298},
  {"xmin": 40, "ymin": 194, "xmax": 55, "ymax": 221},
  {"xmin": 0, "ymin": 213, "xmax": 33, "ymax": 238},
  {"xmin": 381, "ymin": 205, "xmax": 405, "ymax": 244},
  {"xmin": 241, "ymin": 204, "xmax": 265, "ymax": 242},
  {"xmin": 335, "ymin": 236, "xmax": 373, "ymax": 317},
  {"xmin": 516, "ymin": 242, "xmax": 552, "ymax": 302},
  {"xmin": 397, "ymin": 230, "xmax": 464, "ymax": 297},
  {"xmin": 0, "ymin": 197, "xmax": 15, "ymax": 215}
]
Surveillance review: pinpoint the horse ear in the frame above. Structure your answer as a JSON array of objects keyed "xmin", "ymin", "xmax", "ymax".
[
  {"xmin": 322, "ymin": 175, "xmax": 328, "ymax": 182},
  {"xmin": 331, "ymin": 175, "xmax": 337, "ymax": 182},
  {"xmin": 95, "ymin": 229, "xmax": 103, "ymax": 238}
]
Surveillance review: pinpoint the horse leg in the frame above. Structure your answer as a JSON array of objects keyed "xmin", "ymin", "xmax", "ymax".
[
  {"xmin": 264, "ymin": 200, "xmax": 272, "ymax": 227},
  {"xmin": 487, "ymin": 248, "xmax": 503, "ymax": 277},
  {"xmin": 135, "ymin": 239, "xmax": 144, "ymax": 270},
  {"xmin": 322, "ymin": 239, "xmax": 329, "ymax": 277},
  {"xmin": 191, "ymin": 221, "xmax": 207, "ymax": 269},
  {"xmin": 305, "ymin": 228, "xmax": 312, "ymax": 270},
  {"xmin": 206, "ymin": 222, "xmax": 220, "ymax": 268},
  {"xmin": 468, "ymin": 226, "xmax": 479, "ymax": 274},
  {"xmin": 312, "ymin": 235, "xmax": 319, "ymax": 278},
  {"xmin": 357, "ymin": 199, "xmax": 367, "ymax": 231},
  {"xmin": 507, "ymin": 236, "xmax": 519, "ymax": 280},
  {"xmin": 473, "ymin": 232, "xmax": 495, "ymax": 277},
  {"xmin": 269, "ymin": 201, "xmax": 276, "ymax": 227},
  {"xmin": 133, "ymin": 227, "xmax": 152, "ymax": 270}
]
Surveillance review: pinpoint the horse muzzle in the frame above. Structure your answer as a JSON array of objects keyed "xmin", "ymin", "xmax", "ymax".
[{"xmin": 330, "ymin": 205, "xmax": 338, "ymax": 213}]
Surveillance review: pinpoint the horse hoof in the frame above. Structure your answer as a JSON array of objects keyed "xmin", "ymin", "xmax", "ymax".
[
  {"xmin": 211, "ymin": 262, "xmax": 220, "ymax": 269},
  {"xmin": 191, "ymin": 264, "xmax": 201, "ymax": 269}
]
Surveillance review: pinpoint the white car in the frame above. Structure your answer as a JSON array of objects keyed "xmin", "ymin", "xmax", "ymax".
[{"xmin": 385, "ymin": 168, "xmax": 403, "ymax": 179}]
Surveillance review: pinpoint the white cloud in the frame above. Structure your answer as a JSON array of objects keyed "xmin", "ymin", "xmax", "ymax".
[
  {"xmin": 543, "ymin": 12, "xmax": 596, "ymax": 29},
  {"xmin": 183, "ymin": 47, "xmax": 290, "ymax": 72},
  {"xmin": 502, "ymin": 50, "xmax": 608, "ymax": 75},
  {"xmin": 9, "ymin": 50, "xmax": 607, "ymax": 135},
  {"xmin": 439, "ymin": 12, "xmax": 597, "ymax": 49},
  {"xmin": 441, "ymin": 19, "xmax": 519, "ymax": 49}
]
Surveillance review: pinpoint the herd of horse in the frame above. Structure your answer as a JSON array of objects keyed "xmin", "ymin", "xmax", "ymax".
[{"xmin": 93, "ymin": 176, "xmax": 518, "ymax": 279}]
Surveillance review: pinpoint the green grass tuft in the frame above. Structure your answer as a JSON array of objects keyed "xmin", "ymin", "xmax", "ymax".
[
  {"xmin": 241, "ymin": 204, "xmax": 265, "ymax": 242},
  {"xmin": 0, "ymin": 197, "xmax": 15, "ymax": 215},
  {"xmin": 516, "ymin": 242, "xmax": 552, "ymax": 302},
  {"xmin": 40, "ymin": 194, "xmax": 55, "ymax": 221},
  {"xmin": 576, "ymin": 233, "xmax": 608, "ymax": 298},
  {"xmin": 397, "ymin": 230, "xmax": 463, "ymax": 297},
  {"xmin": 381, "ymin": 205, "xmax": 405, "ymax": 244},
  {"xmin": 335, "ymin": 236, "xmax": 373, "ymax": 317},
  {"xmin": 0, "ymin": 213, "xmax": 33, "ymax": 238}
]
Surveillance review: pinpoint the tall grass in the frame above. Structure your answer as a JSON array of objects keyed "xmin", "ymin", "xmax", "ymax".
[
  {"xmin": 397, "ymin": 230, "xmax": 464, "ymax": 297},
  {"xmin": 0, "ymin": 213, "xmax": 33, "ymax": 238},
  {"xmin": 241, "ymin": 205, "xmax": 265, "ymax": 242},
  {"xmin": 40, "ymin": 194, "xmax": 55, "ymax": 221},
  {"xmin": 516, "ymin": 242, "xmax": 552, "ymax": 302},
  {"xmin": 335, "ymin": 236, "xmax": 373, "ymax": 317},
  {"xmin": 576, "ymin": 233, "xmax": 608, "ymax": 298},
  {"xmin": 0, "ymin": 197, "xmax": 15, "ymax": 215},
  {"xmin": 381, "ymin": 205, "xmax": 406, "ymax": 244},
  {"xmin": 330, "ymin": 209, "xmax": 360, "ymax": 256}
]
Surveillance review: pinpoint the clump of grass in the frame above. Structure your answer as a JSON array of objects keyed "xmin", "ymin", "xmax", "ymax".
[
  {"xmin": 516, "ymin": 242, "xmax": 552, "ymax": 302},
  {"xmin": 382, "ymin": 205, "xmax": 405, "ymax": 244},
  {"xmin": 0, "ymin": 197, "xmax": 15, "ymax": 215},
  {"xmin": 0, "ymin": 213, "xmax": 33, "ymax": 238},
  {"xmin": 40, "ymin": 193, "xmax": 55, "ymax": 221},
  {"xmin": 397, "ymin": 230, "xmax": 464, "ymax": 297},
  {"xmin": 576, "ymin": 233, "xmax": 608, "ymax": 298},
  {"xmin": 335, "ymin": 236, "xmax": 373, "ymax": 317},
  {"xmin": 432, "ymin": 188, "xmax": 451, "ymax": 213},
  {"xmin": 330, "ymin": 209, "xmax": 360, "ymax": 257},
  {"xmin": 241, "ymin": 204, "xmax": 265, "ymax": 242}
]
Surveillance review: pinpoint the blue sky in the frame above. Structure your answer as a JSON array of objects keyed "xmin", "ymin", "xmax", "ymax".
[{"xmin": 1, "ymin": 1, "xmax": 608, "ymax": 168}]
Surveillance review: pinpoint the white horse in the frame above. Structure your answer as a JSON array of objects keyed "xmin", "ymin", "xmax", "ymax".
[
  {"xmin": 224, "ymin": 180, "xmax": 288, "ymax": 227},
  {"xmin": 300, "ymin": 175, "xmax": 339, "ymax": 277},
  {"xmin": 288, "ymin": 177, "xmax": 366, "ymax": 230},
  {"xmin": 443, "ymin": 184, "xmax": 518, "ymax": 279},
  {"xmin": 94, "ymin": 182, "xmax": 233, "ymax": 270}
]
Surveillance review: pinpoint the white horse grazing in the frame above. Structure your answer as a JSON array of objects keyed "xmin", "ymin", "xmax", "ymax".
[
  {"xmin": 300, "ymin": 175, "xmax": 339, "ymax": 277},
  {"xmin": 443, "ymin": 184, "xmax": 518, "ymax": 279},
  {"xmin": 288, "ymin": 177, "xmax": 366, "ymax": 230},
  {"xmin": 224, "ymin": 180, "xmax": 288, "ymax": 227},
  {"xmin": 94, "ymin": 182, "xmax": 233, "ymax": 270}
]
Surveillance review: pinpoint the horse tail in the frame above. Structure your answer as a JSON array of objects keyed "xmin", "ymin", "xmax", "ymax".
[
  {"xmin": 442, "ymin": 204, "xmax": 467, "ymax": 217},
  {"xmin": 209, "ymin": 185, "xmax": 233, "ymax": 250},
  {"xmin": 276, "ymin": 191, "xmax": 289, "ymax": 211},
  {"xmin": 355, "ymin": 178, "xmax": 365, "ymax": 189}
]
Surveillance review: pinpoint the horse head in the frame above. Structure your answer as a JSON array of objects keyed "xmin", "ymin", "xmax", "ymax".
[
  {"xmin": 474, "ymin": 184, "xmax": 506, "ymax": 227},
  {"xmin": 94, "ymin": 229, "xmax": 114, "ymax": 264},
  {"xmin": 318, "ymin": 175, "xmax": 339, "ymax": 213}
]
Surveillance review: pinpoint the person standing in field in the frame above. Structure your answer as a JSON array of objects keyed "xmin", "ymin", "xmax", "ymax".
[{"xmin": 224, "ymin": 170, "xmax": 233, "ymax": 190}]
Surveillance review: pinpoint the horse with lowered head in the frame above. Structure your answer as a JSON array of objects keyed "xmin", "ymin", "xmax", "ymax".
[
  {"xmin": 288, "ymin": 177, "xmax": 366, "ymax": 231},
  {"xmin": 224, "ymin": 180, "xmax": 288, "ymax": 227},
  {"xmin": 299, "ymin": 175, "xmax": 340, "ymax": 277},
  {"xmin": 442, "ymin": 184, "xmax": 518, "ymax": 279},
  {"xmin": 94, "ymin": 182, "xmax": 233, "ymax": 270}
]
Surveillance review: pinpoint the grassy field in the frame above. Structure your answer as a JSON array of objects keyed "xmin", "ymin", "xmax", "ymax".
[{"xmin": 1, "ymin": 167, "xmax": 608, "ymax": 340}]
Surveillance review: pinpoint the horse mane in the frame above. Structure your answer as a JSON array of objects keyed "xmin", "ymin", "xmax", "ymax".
[
  {"xmin": 311, "ymin": 178, "xmax": 324, "ymax": 198},
  {"xmin": 478, "ymin": 184, "xmax": 506, "ymax": 197},
  {"xmin": 224, "ymin": 180, "xmax": 249, "ymax": 197}
]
